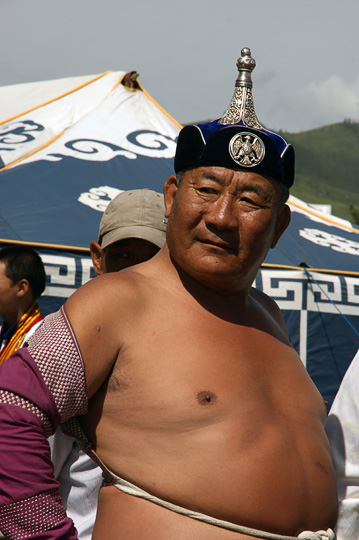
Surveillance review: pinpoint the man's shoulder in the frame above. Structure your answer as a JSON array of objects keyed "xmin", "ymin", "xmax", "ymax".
[
  {"xmin": 69, "ymin": 266, "xmax": 154, "ymax": 309},
  {"xmin": 62, "ymin": 264, "xmax": 163, "ymax": 396},
  {"xmin": 249, "ymin": 286, "xmax": 289, "ymax": 339},
  {"xmin": 249, "ymin": 286, "xmax": 277, "ymax": 310}
]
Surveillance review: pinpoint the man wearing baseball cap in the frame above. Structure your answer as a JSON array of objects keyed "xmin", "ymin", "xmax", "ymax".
[
  {"xmin": 90, "ymin": 188, "xmax": 166, "ymax": 274},
  {"xmin": 49, "ymin": 188, "xmax": 166, "ymax": 540}
]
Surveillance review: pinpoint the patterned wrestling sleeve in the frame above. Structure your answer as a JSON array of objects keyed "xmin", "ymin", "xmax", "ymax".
[{"xmin": 0, "ymin": 307, "xmax": 88, "ymax": 540}]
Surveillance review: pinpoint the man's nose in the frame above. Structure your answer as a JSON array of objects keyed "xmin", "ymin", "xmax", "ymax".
[{"xmin": 205, "ymin": 196, "xmax": 238, "ymax": 230}]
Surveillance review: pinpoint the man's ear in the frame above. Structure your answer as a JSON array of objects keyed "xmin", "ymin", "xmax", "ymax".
[
  {"xmin": 163, "ymin": 175, "xmax": 179, "ymax": 218},
  {"xmin": 90, "ymin": 241, "xmax": 105, "ymax": 275},
  {"xmin": 271, "ymin": 204, "xmax": 291, "ymax": 249},
  {"xmin": 17, "ymin": 279, "xmax": 30, "ymax": 298}
]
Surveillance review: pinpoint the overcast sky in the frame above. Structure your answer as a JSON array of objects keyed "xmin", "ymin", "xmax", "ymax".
[{"xmin": 2, "ymin": 0, "xmax": 358, "ymax": 133}]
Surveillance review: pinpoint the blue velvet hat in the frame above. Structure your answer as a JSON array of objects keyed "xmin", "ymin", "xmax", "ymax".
[{"xmin": 174, "ymin": 48, "xmax": 295, "ymax": 188}]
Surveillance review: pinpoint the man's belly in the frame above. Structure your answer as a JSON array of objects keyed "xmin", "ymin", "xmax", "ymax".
[
  {"xmin": 92, "ymin": 484, "xmax": 334, "ymax": 540},
  {"xmin": 86, "ymin": 410, "xmax": 337, "ymax": 538},
  {"xmin": 92, "ymin": 485, "xmax": 276, "ymax": 540}
]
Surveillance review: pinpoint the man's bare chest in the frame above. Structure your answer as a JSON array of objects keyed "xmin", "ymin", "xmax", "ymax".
[{"xmin": 101, "ymin": 311, "xmax": 317, "ymax": 431}]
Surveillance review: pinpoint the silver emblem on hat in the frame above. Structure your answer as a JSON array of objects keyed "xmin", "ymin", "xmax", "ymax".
[{"xmin": 229, "ymin": 132, "xmax": 265, "ymax": 167}]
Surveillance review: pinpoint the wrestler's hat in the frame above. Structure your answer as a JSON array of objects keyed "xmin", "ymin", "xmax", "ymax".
[
  {"xmin": 174, "ymin": 48, "xmax": 295, "ymax": 188},
  {"xmin": 98, "ymin": 189, "xmax": 167, "ymax": 250}
]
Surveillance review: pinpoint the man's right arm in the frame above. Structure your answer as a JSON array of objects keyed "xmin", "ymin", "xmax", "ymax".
[{"xmin": 0, "ymin": 272, "xmax": 133, "ymax": 539}]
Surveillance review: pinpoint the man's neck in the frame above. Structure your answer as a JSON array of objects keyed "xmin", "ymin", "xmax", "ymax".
[
  {"xmin": 0, "ymin": 319, "xmax": 18, "ymax": 344},
  {"xmin": 154, "ymin": 246, "xmax": 252, "ymax": 320},
  {"xmin": 1, "ymin": 313, "xmax": 19, "ymax": 329},
  {"xmin": 2, "ymin": 300, "xmax": 36, "ymax": 329}
]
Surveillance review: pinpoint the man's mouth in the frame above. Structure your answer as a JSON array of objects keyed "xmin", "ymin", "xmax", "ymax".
[{"xmin": 198, "ymin": 238, "xmax": 237, "ymax": 254}]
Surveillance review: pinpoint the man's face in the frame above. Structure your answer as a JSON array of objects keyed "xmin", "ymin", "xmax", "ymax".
[
  {"xmin": 164, "ymin": 166, "xmax": 290, "ymax": 293},
  {"xmin": 0, "ymin": 262, "xmax": 18, "ymax": 324},
  {"xmin": 102, "ymin": 238, "xmax": 160, "ymax": 274}
]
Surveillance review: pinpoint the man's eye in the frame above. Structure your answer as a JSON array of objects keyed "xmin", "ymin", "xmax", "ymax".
[
  {"xmin": 240, "ymin": 197, "xmax": 260, "ymax": 206},
  {"xmin": 241, "ymin": 197, "xmax": 255, "ymax": 204},
  {"xmin": 198, "ymin": 187, "xmax": 217, "ymax": 195},
  {"xmin": 113, "ymin": 252, "xmax": 131, "ymax": 259}
]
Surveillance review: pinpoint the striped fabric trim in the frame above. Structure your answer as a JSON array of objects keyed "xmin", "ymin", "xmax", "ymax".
[
  {"xmin": 0, "ymin": 490, "xmax": 69, "ymax": 540},
  {"xmin": 0, "ymin": 303, "xmax": 44, "ymax": 366}
]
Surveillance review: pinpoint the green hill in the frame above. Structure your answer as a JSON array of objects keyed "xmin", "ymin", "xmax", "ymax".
[{"xmin": 280, "ymin": 121, "xmax": 359, "ymax": 222}]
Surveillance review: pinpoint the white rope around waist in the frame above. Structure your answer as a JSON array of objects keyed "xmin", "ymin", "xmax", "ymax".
[{"xmin": 108, "ymin": 473, "xmax": 335, "ymax": 540}]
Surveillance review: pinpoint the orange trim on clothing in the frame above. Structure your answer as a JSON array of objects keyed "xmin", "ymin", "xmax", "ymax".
[{"xmin": 0, "ymin": 303, "xmax": 44, "ymax": 366}]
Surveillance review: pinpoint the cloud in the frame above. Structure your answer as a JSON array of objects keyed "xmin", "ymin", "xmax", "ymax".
[
  {"xmin": 300, "ymin": 75, "xmax": 359, "ymax": 123},
  {"xmin": 267, "ymin": 76, "xmax": 359, "ymax": 133}
]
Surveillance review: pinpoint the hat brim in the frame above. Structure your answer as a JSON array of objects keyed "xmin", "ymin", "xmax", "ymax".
[{"xmin": 100, "ymin": 225, "xmax": 166, "ymax": 250}]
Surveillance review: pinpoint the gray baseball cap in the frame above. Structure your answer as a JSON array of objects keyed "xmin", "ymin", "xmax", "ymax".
[{"xmin": 98, "ymin": 189, "xmax": 167, "ymax": 250}]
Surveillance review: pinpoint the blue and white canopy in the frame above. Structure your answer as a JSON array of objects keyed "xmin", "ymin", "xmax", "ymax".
[
  {"xmin": 0, "ymin": 71, "xmax": 180, "ymax": 247},
  {"xmin": 1, "ymin": 72, "xmax": 359, "ymax": 406}
]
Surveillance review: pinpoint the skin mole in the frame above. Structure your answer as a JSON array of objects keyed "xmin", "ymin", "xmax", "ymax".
[
  {"xmin": 197, "ymin": 390, "xmax": 217, "ymax": 405},
  {"xmin": 314, "ymin": 459, "xmax": 329, "ymax": 475}
]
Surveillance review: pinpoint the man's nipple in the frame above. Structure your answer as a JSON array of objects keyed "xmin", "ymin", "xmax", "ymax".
[{"xmin": 197, "ymin": 391, "xmax": 217, "ymax": 405}]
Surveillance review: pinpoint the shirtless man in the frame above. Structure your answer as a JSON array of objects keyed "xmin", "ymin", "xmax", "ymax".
[
  {"xmin": 0, "ymin": 49, "xmax": 337, "ymax": 540},
  {"xmin": 49, "ymin": 188, "xmax": 167, "ymax": 539}
]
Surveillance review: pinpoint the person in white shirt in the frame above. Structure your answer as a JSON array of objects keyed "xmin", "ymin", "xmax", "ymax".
[{"xmin": 326, "ymin": 348, "xmax": 359, "ymax": 540}]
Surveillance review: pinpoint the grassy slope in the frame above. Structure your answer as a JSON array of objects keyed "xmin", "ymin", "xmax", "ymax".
[{"xmin": 280, "ymin": 121, "xmax": 359, "ymax": 221}]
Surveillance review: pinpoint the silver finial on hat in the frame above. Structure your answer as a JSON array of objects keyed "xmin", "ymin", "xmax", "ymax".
[{"xmin": 219, "ymin": 47, "xmax": 263, "ymax": 129}]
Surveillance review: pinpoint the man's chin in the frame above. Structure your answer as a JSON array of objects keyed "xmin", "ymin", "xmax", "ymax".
[
  {"xmin": 186, "ymin": 256, "xmax": 241, "ymax": 282},
  {"xmin": 170, "ymin": 244, "xmax": 241, "ymax": 282}
]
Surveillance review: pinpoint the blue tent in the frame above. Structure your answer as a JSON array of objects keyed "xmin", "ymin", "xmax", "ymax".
[
  {"xmin": 1, "ymin": 73, "xmax": 359, "ymax": 407},
  {"xmin": 258, "ymin": 197, "xmax": 359, "ymax": 407}
]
